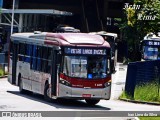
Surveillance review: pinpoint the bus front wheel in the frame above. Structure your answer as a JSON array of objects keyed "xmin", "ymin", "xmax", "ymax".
[
  {"xmin": 44, "ymin": 84, "xmax": 52, "ymax": 102},
  {"xmin": 85, "ymin": 99, "xmax": 100, "ymax": 105}
]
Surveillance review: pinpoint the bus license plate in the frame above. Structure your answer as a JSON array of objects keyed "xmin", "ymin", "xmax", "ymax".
[{"xmin": 82, "ymin": 94, "xmax": 91, "ymax": 98}]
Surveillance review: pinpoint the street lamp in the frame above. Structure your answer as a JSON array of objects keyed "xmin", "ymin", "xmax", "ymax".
[{"xmin": 11, "ymin": 0, "xmax": 15, "ymax": 34}]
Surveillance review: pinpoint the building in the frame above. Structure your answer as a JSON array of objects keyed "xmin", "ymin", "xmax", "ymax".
[
  {"xmin": 1, "ymin": 0, "xmax": 132, "ymax": 32},
  {"xmin": 0, "ymin": 0, "xmax": 132, "ymax": 56}
]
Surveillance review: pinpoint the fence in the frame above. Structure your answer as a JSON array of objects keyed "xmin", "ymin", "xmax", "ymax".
[
  {"xmin": 0, "ymin": 53, "xmax": 8, "ymax": 77},
  {"xmin": 125, "ymin": 60, "xmax": 160, "ymax": 98}
]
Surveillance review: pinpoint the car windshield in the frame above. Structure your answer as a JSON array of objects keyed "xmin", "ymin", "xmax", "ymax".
[
  {"xmin": 143, "ymin": 46, "xmax": 160, "ymax": 60},
  {"xmin": 63, "ymin": 56, "xmax": 109, "ymax": 79}
]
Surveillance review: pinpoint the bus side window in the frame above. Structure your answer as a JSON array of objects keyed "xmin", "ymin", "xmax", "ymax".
[
  {"xmin": 31, "ymin": 45, "xmax": 37, "ymax": 70},
  {"xmin": 47, "ymin": 48, "xmax": 52, "ymax": 73},
  {"xmin": 19, "ymin": 43, "xmax": 26, "ymax": 61},
  {"xmin": 25, "ymin": 44, "xmax": 32, "ymax": 63},
  {"xmin": 37, "ymin": 46, "xmax": 42, "ymax": 71},
  {"xmin": 41, "ymin": 47, "xmax": 48, "ymax": 73}
]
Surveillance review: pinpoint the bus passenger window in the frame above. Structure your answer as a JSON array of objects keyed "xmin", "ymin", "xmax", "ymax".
[
  {"xmin": 37, "ymin": 46, "xmax": 42, "ymax": 71},
  {"xmin": 41, "ymin": 47, "xmax": 48, "ymax": 73},
  {"xmin": 19, "ymin": 43, "xmax": 26, "ymax": 61},
  {"xmin": 25, "ymin": 44, "xmax": 32, "ymax": 63},
  {"xmin": 31, "ymin": 45, "xmax": 37, "ymax": 70},
  {"xmin": 47, "ymin": 48, "xmax": 52, "ymax": 73}
]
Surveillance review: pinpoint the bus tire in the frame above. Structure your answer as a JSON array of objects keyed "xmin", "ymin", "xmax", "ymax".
[
  {"xmin": 85, "ymin": 99, "xmax": 100, "ymax": 105},
  {"xmin": 44, "ymin": 84, "xmax": 52, "ymax": 102}
]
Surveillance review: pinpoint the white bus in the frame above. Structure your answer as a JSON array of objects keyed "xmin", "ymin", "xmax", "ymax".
[
  {"xmin": 140, "ymin": 33, "xmax": 160, "ymax": 60},
  {"xmin": 8, "ymin": 32, "xmax": 112, "ymax": 105},
  {"xmin": 90, "ymin": 31, "xmax": 118, "ymax": 72}
]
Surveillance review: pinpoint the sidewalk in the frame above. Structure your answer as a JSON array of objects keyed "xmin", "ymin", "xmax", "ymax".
[
  {"xmin": 120, "ymin": 98, "xmax": 160, "ymax": 106},
  {"xmin": 111, "ymin": 63, "xmax": 128, "ymax": 100}
]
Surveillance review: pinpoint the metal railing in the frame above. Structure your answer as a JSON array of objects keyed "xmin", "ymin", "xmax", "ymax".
[{"xmin": 125, "ymin": 60, "xmax": 160, "ymax": 98}]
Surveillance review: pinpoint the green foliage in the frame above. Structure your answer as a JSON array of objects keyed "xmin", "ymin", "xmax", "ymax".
[
  {"xmin": 119, "ymin": 91, "xmax": 133, "ymax": 100},
  {"xmin": 139, "ymin": 117, "xmax": 160, "ymax": 120},
  {"xmin": 136, "ymin": 0, "xmax": 160, "ymax": 34},
  {"xmin": 120, "ymin": 81, "xmax": 160, "ymax": 103},
  {"xmin": 0, "ymin": 68, "xmax": 4, "ymax": 77},
  {"xmin": 120, "ymin": 0, "xmax": 160, "ymax": 61},
  {"xmin": 134, "ymin": 82, "xmax": 160, "ymax": 102},
  {"xmin": 126, "ymin": 8, "xmax": 136, "ymax": 27}
]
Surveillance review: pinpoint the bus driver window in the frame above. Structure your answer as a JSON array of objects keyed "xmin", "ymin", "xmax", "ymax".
[{"xmin": 92, "ymin": 63, "xmax": 104, "ymax": 78}]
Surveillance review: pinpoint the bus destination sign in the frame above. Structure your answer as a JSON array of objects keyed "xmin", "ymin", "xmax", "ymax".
[
  {"xmin": 145, "ymin": 41, "xmax": 160, "ymax": 46},
  {"xmin": 64, "ymin": 47, "xmax": 107, "ymax": 55}
]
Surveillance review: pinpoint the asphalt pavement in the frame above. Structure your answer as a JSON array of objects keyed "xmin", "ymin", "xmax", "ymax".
[{"xmin": 0, "ymin": 63, "xmax": 160, "ymax": 120}]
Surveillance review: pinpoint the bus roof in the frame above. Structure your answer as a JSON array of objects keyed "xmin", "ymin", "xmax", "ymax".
[
  {"xmin": 89, "ymin": 31, "xmax": 118, "ymax": 38},
  {"xmin": 11, "ymin": 32, "xmax": 110, "ymax": 47},
  {"xmin": 143, "ymin": 33, "xmax": 160, "ymax": 41}
]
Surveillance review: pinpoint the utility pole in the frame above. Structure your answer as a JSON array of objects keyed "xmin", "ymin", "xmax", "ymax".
[{"xmin": 11, "ymin": 0, "xmax": 15, "ymax": 34}]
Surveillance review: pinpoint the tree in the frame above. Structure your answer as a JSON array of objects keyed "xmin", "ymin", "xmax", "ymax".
[{"xmin": 120, "ymin": 0, "xmax": 160, "ymax": 61}]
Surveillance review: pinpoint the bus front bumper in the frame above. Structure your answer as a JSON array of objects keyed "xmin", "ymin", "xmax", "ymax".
[{"xmin": 58, "ymin": 84, "xmax": 111, "ymax": 100}]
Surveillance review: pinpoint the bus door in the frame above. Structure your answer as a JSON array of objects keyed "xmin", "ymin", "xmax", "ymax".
[
  {"xmin": 51, "ymin": 49, "xmax": 61, "ymax": 97},
  {"xmin": 11, "ymin": 42, "xmax": 18, "ymax": 84}
]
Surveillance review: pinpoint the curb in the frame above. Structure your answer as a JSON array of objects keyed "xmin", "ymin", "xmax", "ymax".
[
  {"xmin": 120, "ymin": 98, "xmax": 160, "ymax": 106},
  {"xmin": 0, "ymin": 75, "xmax": 8, "ymax": 78}
]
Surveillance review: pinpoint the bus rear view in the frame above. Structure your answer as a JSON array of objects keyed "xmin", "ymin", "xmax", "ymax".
[{"xmin": 8, "ymin": 32, "xmax": 112, "ymax": 105}]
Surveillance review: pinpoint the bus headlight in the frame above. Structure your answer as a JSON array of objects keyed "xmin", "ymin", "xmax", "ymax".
[{"xmin": 104, "ymin": 82, "xmax": 111, "ymax": 87}]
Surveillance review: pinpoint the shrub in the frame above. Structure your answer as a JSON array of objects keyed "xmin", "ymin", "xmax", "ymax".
[
  {"xmin": 0, "ymin": 68, "xmax": 4, "ymax": 77},
  {"xmin": 134, "ymin": 82, "xmax": 160, "ymax": 102}
]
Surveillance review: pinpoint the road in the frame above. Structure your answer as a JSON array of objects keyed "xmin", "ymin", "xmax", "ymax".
[{"xmin": 0, "ymin": 64, "xmax": 160, "ymax": 120}]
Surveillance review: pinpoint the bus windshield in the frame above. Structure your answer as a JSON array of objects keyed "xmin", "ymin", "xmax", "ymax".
[
  {"xmin": 143, "ymin": 46, "xmax": 160, "ymax": 60},
  {"xmin": 63, "ymin": 56, "xmax": 108, "ymax": 79}
]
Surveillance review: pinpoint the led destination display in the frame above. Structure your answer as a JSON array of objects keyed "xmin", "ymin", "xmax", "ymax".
[
  {"xmin": 144, "ymin": 40, "xmax": 160, "ymax": 46},
  {"xmin": 64, "ymin": 47, "xmax": 107, "ymax": 55}
]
